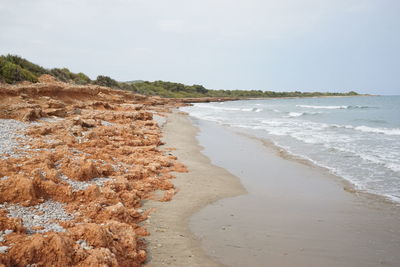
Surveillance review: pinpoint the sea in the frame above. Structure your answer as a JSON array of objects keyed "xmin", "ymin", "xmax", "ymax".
[{"xmin": 181, "ymin": 95, "xmax": 400, "ymax": 203}]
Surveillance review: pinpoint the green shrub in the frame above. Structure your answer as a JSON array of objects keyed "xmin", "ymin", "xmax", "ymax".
[
  {"xmin": 50, "ymin": 68, "xmax": 74, "ymax": 82},
  {"xmin": 94, "ymin": 75, "xmax": 120, "ymax": 88},
  {"xmin": 4, "ymin": 54, "xmax": 48, "ymax": 76},
  {"xmin": 74, "ymin": 72, "xmax": 91, "ymax": 84},
  {"xmin": 0, "ymin": 61, "xmax": 38, "ymax": 83}
]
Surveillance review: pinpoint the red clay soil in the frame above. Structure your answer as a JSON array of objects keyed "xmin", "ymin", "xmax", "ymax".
[{"xmin": 0, "ymin": 75, "xmax": 188, "ymax": 266}]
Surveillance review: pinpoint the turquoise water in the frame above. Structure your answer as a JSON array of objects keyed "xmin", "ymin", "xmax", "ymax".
[{"xmin": 182, "ymin": 96, "xmax": 400, "ymax": 202}]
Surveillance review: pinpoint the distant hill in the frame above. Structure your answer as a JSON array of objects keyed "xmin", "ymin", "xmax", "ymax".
[{"xmin": 0, "ymin": 54, "xmax": 360, "ymax": 98}]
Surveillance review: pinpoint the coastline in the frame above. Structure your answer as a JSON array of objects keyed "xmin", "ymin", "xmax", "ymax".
[
  {"xmin": 237, "ymin": 130, "xmax": 399, "ymax": 206},
  {"xmin": 189, "ymin": 118, "xmax": 400, "ymax": 267},
  {"xmin": 144, "ymin": 109, "xmax": 400, "ymax": 267},
  {"xmin": 143, "ymin": 111, "xmax": 245, "ymax": 266},
  {"xmin": 0, "ymin": 77, "xmax": 393, "ymax": 266}
]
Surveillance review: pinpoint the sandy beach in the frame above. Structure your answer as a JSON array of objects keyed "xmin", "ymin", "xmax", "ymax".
[
  {"xmin": 144, "ymin": 111, "xmax": 245, "ymax": 266},
  {"xmin": 0, "ymin": 77, "xmax": 399, "ymax": 266},
  {"xmin": 147, "ymin": 111, "xmax": 400, "ymax": 267}
]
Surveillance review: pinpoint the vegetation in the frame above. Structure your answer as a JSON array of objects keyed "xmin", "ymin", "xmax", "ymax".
[
  {"xmin": 49, "ymin": 68, "xmax": 91, "ymax": 85},
  {"xmin": 128, "ymin": 81, "xmax": 359, "ymax": 98},
  {"xmin": 0, "ymin": 54, "xmax": 361, "ymax": 98},
  {"xmin": 0, "ymin": 60, "xmax": 38, "ymax": 83},
  {"xmin": 0, "ymin": 55, "xmax": 92, "ymax": 85},
  {"xmin": 94, "ymin": 75, "xmax": 120, "ymax": 88}
]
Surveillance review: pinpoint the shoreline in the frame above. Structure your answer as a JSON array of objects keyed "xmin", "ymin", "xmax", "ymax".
[
  {"xmin": 143, "ymin": 111, "xmax": 245, "ymax": 266},
  {"xmin": 183, "ymin": 95, "xmax": 400, "ymax": 205},
  {"xmin": 235, "ymin": 129, "xmax": 400, "ymax": 206},
  {"xmin": 189, "ymin": 118, "xmax": 400, "ymax": 266},
  {"xmin": 0, "ymin": 78, "xmax": 392, "ymax": 266},
  {"xmin": 145, "ymin": 110, "xmax": 400, "ymax": 266}
]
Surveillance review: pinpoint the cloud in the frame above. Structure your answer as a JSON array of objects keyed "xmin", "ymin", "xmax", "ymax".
[{"xmin": 158, "ymin": 19, "xmax": 185, "ymax": 33}]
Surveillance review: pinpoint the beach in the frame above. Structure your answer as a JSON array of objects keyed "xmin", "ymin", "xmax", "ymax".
[
  {"xmin": 144, "ymin": 111, "xmax": 245, "ymax": 266},
  {"xmin": 1, "ymin": 0, "xmax": 398, "ymax": 265},
  {"xmin": 147, "ymin": 110, "xmax": 400, "ymax": 266},
  {"xmin": 0, "ymin": 77, "xmax": 399, "ymax": 266}
]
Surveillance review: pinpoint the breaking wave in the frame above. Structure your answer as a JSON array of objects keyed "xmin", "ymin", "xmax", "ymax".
[
  {"xmin": 329, "ymin": 124, "xmax": 400, "ymax": 136},
  {"xmin": 287, "ymin": 111, "xmax": 322, "ymax": 117},
  {"xmin": 296, "ymin": 105, "xmax": 374, "ymax": 109}
]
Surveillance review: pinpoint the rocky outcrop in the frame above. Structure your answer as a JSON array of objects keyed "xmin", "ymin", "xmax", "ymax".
[{"xmin": 0, "ymin": 76, "xmax": 187, "ymax": 266}]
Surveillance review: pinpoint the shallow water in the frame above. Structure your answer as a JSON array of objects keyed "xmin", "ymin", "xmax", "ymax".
[
  {"xmin": 189, "ymin": 119, "xmax": 400, "ymax": 267},
  {"xmin": 182, "ymin": 96, "xmax": 400, "ymax": 202}
]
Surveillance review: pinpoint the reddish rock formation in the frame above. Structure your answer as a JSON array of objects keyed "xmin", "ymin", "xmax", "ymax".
[{"xmin": 0, "ymin": 76, "xmax": 187, "ymax": 266}]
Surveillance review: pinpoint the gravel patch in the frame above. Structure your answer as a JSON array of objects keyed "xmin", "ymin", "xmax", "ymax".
[
  {"xmin": 59, "ymin": 174, "xmax": 113, "ymax": 192},
  {"xmin": 0, "ymin": 201, "xmax": 74, "ymax": 234},
  {"xmin": 0, "ymin": 119, "xmax": 29, "ymax": 159},
  {"xmin": 0, "ymin": 176, "xmax": 9, "ymax": 181},
  {"xmin": 101, "ymin": 120, "xmax": 113, "ymax": 126},
  {"xmin": 0, "ymin": 230, "xmax": 13, "ymax": 243},
  {"xmin": 109, "ymin": 157, "xmax": 131, "ymax": 173},
  {"xmin": 0, "ymin": 246, "xmax": 8, "ymax": 254}
]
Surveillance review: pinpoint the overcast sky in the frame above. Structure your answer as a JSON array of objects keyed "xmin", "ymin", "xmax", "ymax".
[{"xmin": 1, "ymin": 0, "xmax": 399, "ymax": 94}]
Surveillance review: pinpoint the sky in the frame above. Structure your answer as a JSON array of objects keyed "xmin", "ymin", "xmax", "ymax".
[{"xmin": 0, "ymin": 0, "xmax": 399, "ymax": 95}]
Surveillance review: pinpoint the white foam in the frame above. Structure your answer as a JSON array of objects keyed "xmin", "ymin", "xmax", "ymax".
[
  {"xmin": 288, "ymin": 112, "xmax": 303, "ymax": 117},
  {"xmin": 240, "ymin": 108, "xmax": 263, "ymax": 112},
  {"xmin": 296, "ymin": 104, "xmax": 374, "ymax": 110},
  {"xmin": 353, "ymin": 125, "xmax": 400, "ymax": 136},
  {"xmin": 327, "ymin": 124, "xmax": 400, "ymax": 136},
  {"xmin": 296, "ymin": 104, "xmax": 348, "ymax": 109},
  {"xmin": 385, "ymin": 163, "xmax": 400, "ymax": 173}
]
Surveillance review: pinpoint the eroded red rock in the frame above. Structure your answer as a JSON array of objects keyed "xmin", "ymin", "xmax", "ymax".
[{"xmin": 0, "ymin": 77, "xmax": 187, "ymax": 266}]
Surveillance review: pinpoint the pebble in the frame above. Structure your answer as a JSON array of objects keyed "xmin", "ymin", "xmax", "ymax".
[
  {"xmin": 1, "ymin": 201, "xmax": 74, "ymax": 234},
  {"xmin": 76, "ymin": 239, "xmax": 93, "ymax": 250},
  {"xmin": 4, "ymin": 230, "xmax": 13, "ymax": 235},
  {"xmin": 0, "ymin": 229, "xmax": 13, "ymax": 243},
  {"xmin": 0, "ymin": 246, "xmax": 9, "ymax": 254},
  {"xmin": 101, "ymin": 120, "xmax": 113, "ymax": 126},
  {"xmin": 0, "ymin": 119, "xmax": 29, "ymax": 159},
  {"xmin": 59, "ymin": 174, "xmax": 113, "ymax": 192}
]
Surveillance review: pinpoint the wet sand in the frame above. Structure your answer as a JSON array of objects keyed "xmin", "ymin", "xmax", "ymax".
[
  {"xmin": 190, "ymin": 119, "xmax": 400, "ymax": 267},
  {"xmin": 144, "ymin": 112, "xmax": 245, "ymax": 266}
]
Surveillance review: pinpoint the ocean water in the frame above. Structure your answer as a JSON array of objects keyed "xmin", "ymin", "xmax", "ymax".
[{"xmin": 181, "ymin": 96, "xmax": 400, "ymax": 203}]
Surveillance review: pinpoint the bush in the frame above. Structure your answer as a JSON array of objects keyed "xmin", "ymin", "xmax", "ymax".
[
  {"xmin": 94, "ymin": 75, "xmax": 120, "ymax": 88},
  {"xmin": 74, "ymin": 72, "xmax": 91, "ymax": 84},
  {"xmin": 192, "ymin": 84, "xmax": 208, "ymax": 94},
  {"xmin": 0, "ymin": 61, "xmax": 38, "ymax": 83},
  {"xmin": 4, "ymin": 54, "xmax": 48, "ymax": 76},
  {"xmin": 50, "ymin": 68, "xmax": 74, "ymax": 82}
]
